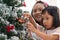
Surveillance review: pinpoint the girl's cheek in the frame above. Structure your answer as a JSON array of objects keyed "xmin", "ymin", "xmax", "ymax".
[{"xmin": 43, "ymin": 20, "xmax": 46, "ymax": 25}]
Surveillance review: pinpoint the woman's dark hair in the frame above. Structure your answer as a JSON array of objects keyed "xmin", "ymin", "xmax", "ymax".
[
  {"xmin": 31, "ymin": 1, "xmax": 48, "ymax": 14},
  {"xmin": 31, "ymin": 1, "xmax": 48, "ymax": 25},
  {"xmin": 36, "ymin": 1, "xmax": 48, "ymax": 7},
  {"xmin": 42, "ymin": 6, "xmax": 60, "ymax": 28}
]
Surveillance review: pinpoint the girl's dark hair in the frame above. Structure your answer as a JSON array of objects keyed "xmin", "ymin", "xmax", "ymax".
[
  {"xmin": 31, "ymin": 1, "xmax": 48, "ymax": 25},
  {"xmin": 42, "ymin": 6, "xmax": 60, "ymax": 28}
]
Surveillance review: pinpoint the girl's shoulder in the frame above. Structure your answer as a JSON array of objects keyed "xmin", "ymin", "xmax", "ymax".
[
  {"xmin": 54, "ymin": 27, "xmax": 60, "ymax": 33},
  {"xmin": 52, "ymin": 27, "xmax": 60, "ymax": 40},
  {"xmin": 55, "ymin": 27, "xmax": 60, "ymax": 31},
  {"xmin": 44, "ymin": 27, "xmax": 60, "ymax": 34}
]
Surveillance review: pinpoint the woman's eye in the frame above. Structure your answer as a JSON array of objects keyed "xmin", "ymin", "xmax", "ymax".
[
  {"xmin": 33, "ymin": 10, "xmax": 36, "ymax": 12},
  {"xmin": 43, "ymin": 18, "xmax": 49, "ymax": 20},
  {"xmin": 46, "ymin": 18, "xmax": 49, "ymax": 20},
  {"xmin": 39, "ymin": 9, "xmax": 42, "ymax": 11},
  {"xmin": 42, "ymin": 18, "xmax": 44, "ymax": 20}
]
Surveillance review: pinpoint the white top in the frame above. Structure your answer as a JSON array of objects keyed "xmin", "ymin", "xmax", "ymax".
[
  {"xmin": 31, "ymin": 23, "xmax": 44, "ymax": 40},
  {"xmin": 44, "ymin": 27, "xmax": 60, "ymax": 40},
  {"xmin": 31, "ymin": 24, "xmax": 60, "ymax": 40}
]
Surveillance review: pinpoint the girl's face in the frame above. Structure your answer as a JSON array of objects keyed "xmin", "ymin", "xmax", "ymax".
[
  {"xmin": 43, "ymin": 11, "xmax": 53, "ymax": 29},
  {"xmin": 33, "ymin": 3, "xmax": 45, "ymax": 22}
]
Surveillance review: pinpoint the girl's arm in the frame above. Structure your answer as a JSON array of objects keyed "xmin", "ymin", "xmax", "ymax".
[
  {"xmin": 34, "ymin": 29, "xmax": 59, "ymax": 40},
  {"xmin": 27, "ymin": 22, "xmax": 59, "ymax": 40}
]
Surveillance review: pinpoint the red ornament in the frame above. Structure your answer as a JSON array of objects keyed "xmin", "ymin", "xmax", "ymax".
[
  {"xmin": 23, "ymin": 2, "xmax": 26, "ymax": 7},
  {"xmin": 10, "ymin": 25, "xmax": 14, "ymax": 30},
  {"xmin": 6, "ymin": 25, "xmax": 11, "ymax": 32},
  {"xmin": 6, "ymin": 25, "xmax": 14, "ymax": 32}
]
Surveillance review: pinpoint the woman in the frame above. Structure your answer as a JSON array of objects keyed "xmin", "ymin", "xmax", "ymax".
[{"xmin": 23, "ymin": 1, "xmax": 48, "ymax": 40}]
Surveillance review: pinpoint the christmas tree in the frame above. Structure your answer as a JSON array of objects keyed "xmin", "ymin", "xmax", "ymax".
[{"xmin": 0, "ymin": 0, "xmax": 33, "ymax": 40}]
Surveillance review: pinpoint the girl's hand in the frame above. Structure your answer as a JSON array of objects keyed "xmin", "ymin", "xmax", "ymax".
[{"xmin": 26, "ymin": 22, "xmax": 36, "ymax": 32}]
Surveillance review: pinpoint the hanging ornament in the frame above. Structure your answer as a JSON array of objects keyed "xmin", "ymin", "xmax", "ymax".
[
  {"xmin": 23, "ymin": 2, "xmax": 26, "ymax": 7},
  {"xmin": 16, "ymin": 18, "xmax": 25, "ymax": 24},
  {"xmin": 6, "ymin": 24, "xmax": 15, "ymax": 32},
  {"xmin": 6, "ymin": 25, "xmax": 11, "ymax": 32}
]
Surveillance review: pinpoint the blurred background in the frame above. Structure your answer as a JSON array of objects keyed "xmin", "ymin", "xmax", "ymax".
[{"xmin": 20, "ymin": 0, "xmax": 60, "ymax": 13}]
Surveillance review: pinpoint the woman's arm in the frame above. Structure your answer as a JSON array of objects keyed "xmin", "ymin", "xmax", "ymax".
[
  {"xmin": 23, "ymin": 13, "xmax": 38, "ymax": 29},
  {"xmin": 29, "ymin": 15, "xmax": 38, "ymax": 28}
]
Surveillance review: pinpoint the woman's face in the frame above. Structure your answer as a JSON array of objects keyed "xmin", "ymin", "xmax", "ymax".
[
  {"xmin": 42, "ymin": 11, "xmax": 53, "ymax": 29},
  {"xmin": 33, "ymin": 3, "xmax": 45, "ymax": 22}
]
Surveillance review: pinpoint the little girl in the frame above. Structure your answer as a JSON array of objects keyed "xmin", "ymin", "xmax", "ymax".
[{"xmin": 26, "ymin": 6, "xmax": 60, "ymax": 40}]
